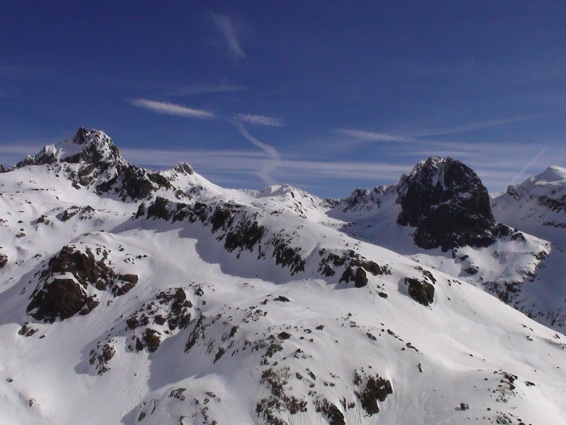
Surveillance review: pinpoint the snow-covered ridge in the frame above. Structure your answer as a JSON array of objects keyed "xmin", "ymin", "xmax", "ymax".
[
  {"xmin": 493, "ymin": 165, "xmax": 566, "ymax": 235},
  {"xmin": 527, "ymin": 165, "xmax": 566, "ymax": 185},
  {"xmin": 14, "ymin": 127, "xmax": 125, "ymax": 167},
  {"xmin": 0, "ymin": 128, "xmax": 564, "ymax": 425}
]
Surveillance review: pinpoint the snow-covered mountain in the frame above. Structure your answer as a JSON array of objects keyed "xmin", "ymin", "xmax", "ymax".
[
  {"xmin": 491, "ymin": 166, "xmax": 566, "ymax": 330},
  {"xmin": 492, "ymin": 165, "xmax": 566, "ymax": 242},
  {"xmin": 0, "ymin": 128, "xmax": 564, "ymax": 425},
  {"xmin": 329, "ymin": 157, "xmax": 560, "ymax": 330}
]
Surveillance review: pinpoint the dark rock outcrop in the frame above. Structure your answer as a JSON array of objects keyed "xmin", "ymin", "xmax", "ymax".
[
  {"xmin": 27, "ymin": 245, "xmax": 138, "ymax": 322},
  {"xmin": 58, "ymin": 205, "xmax": 95, "ymax": 222},
  {"xmin": 143, "ymin": 328, "xmax": 162, "ymax": 353},
  {"xmin": 405, "ymin": 277, "xmax": 435, "ymax": 306},
  {"xmin": 38, "ymin": 246, "xmax": 114, "ymax": 290},
  {"xmin": 397, "ymin": 157, "xmax": 505, "ymax": 251},
  {"xmin": 0, "ymin": 253, "xmax": 7, "ymax": 268},
  {"xmin": 146, "ymin": 196, "xmax": 173, "ymax": 220},
  {"xmin": 320, "ymin": 249, "xmax": 390, "ymax": 285},
  {"xmin": 354, "ymin": 267, "xmax": 368, "ymax": 288},
  {"xmin": 174, "ymin": 162, "xmax": 194, "ymax": 175},
  {"xmin": 155, "ymin": 288, "xmax": 193, "ymax": 331},
  {"xmin": 355, "ymin": 373, "xmax": 393, "ymax": 416},
  {"xmin": 122, "ymin": 287, "xmax": 193, "ymax": 355},
  {"xmin": 315, "ymin": 398, "xmax": 345, "ymax": 425},
  {"xmin": 27, "ymin": 277, "xmax": 88, "ymax": 322},
  {"xmin": 340, "ymin": 186, "xmax": 388, "ymax": 213},
  {"xmin": 95, "ymin": 164, "xmax": 173, "ymax": 201},
  {"xmin": 271, "ymin": 237, "xmax": 305, "ymax": 275},
  {"xmin": 538, "ymin": 195, "xmax": 566, "ymax": 213}
]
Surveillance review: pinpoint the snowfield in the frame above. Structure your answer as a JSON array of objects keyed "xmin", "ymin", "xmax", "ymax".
[{"xmin": 0, "ymin": 129, "xmax": 564, "ymax": 425}]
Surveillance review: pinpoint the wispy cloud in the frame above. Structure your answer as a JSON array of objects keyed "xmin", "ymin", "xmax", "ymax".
[
  {"xmin": 337, "ymin": 115, "xmax": 540, "ymax": 144},
  {"xmin": 236, "ymin": 113, "xmax": 285, "ymax": 127},
  {"xmin": 411, "ymin": 115, "xmax": 541, "ymax": 138},
  {"xmin": 0, "ymin": 144, "xmax": 43, "ymax": 156},
  {"xmin": 120, "ymin": 146, "xmax": 410, "ymax": 190},
  {"xmin": 232, "ymin": 121, "xmax": 280, "ymax": 159},
  {"xmin": 232, "ymin": 120, "xmax": 281, "ymax": 185},
  {"xmin": 112, "ymin": 139, "xmax": 566, "ymax": 197},
  {"xmin": 129, "ymin": 98, "xmax": 215, "ymax": 119},
  {"xmin": 121, "ymin": 148, "xmax": 266, "ymax": 170},
  {"xmin": 0, "ymin": 144, "xmax": 40, "ymax": 166},
  {"xmin": 168, "ymin": 83, "xmax": 247, "ymax": 96},
  {"xmin": 336, "ymin": 129, "xmax": 413, "ymax": 142},
  {"xmin": 211, "ymin": 14, "xmax": 246, "ymax": 59},
  {"xmin": 334, "ymin": 118, "xmax": 566, "ymax": 195}
]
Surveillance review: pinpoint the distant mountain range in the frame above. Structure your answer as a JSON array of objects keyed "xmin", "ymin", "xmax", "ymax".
[{"xmin": 0, "ymin": 128, "xmax": 564, "ymax": 425}]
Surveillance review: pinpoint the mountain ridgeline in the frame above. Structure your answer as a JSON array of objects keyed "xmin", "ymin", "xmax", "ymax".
[{"xmin": 0, "ymin": 128, "xmax": 564, "ymax": 425}]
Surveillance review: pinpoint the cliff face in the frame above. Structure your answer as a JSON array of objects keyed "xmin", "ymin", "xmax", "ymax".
[{"xmin": 396, "ymin": 157, "xmax": 505, "ymax": 251}]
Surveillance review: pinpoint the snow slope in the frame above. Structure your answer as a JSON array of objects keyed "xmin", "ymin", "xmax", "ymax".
[{"xmin": 0, "ymin": 129, "xmax": 564, "ymax": 425}]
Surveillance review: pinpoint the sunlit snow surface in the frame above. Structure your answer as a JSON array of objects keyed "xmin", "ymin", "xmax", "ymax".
[{"xmin": 0, "ymin": 131, "xmax": 564, "ymax": 425}]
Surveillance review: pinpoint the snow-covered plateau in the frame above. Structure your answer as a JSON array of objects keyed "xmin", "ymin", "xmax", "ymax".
[{"xmin": 0, "ymin": 128, "xmax": 564, "ymax": 425}]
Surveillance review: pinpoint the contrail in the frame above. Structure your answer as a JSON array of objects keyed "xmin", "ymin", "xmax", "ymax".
[
  {"xmin": 509, "ymin": 147, "xmax": 547, "ymax": 186},
  {"xmin": 211, "ymin": 14, "xmax": 246, "ymax": 59},
  {"xmin": 232, "ymin": 119, "xmax": 280, "ymax": 185}
]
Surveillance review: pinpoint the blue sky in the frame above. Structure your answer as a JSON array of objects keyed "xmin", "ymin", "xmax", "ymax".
[{"xmin": 1, "ymin": 1, "xmax": 565, "ymax": 198}]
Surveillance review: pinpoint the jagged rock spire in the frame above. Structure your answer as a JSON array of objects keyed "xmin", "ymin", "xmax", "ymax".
[{"xmin": 72, "ymin": 127, "xmax": 91, "ymax": 145}]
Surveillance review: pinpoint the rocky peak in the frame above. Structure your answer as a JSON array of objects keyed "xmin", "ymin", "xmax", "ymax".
[
  {"xmin": 173, "ymin": 162, "xmax": 194, "ymax": 175},
  {"xmin": 62, "ymin": 127, "xmax": 126, "ymax": 167},
  {"xmin": 15, "ymin": 127, "xmax": 127, "ymax": 170},
  {"xmin": 10, "ymin": 128, "xmax": 178, "ymax": 201},
  {"xmin": 396, "ymin": 157, "xmax": 503, "ymax": 251},
  {"xmin": 71, "ymin": 126, "xmax": 91, "ymax": 144},
  {"xmin": 339, "ymin": 186, "xmax": 391, "ymax": 213}
]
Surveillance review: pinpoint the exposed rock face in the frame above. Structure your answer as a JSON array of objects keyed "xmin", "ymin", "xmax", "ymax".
[
  {"xmin": 27, "ymin": 245, "xmax": 138, "ymax": 322},
  {"xmin": 315, "ymin": 398, "xmax": 345, "ymax": 425},
  {"xmin": 354, "ymin": 267, "xmax": 368, "ymax": 288},
  {"xmin": 397, "ymin": 157, "xmax": 505, "ymax": 251},
  {"xmin": 359, "ymin": 376, "xmax": 393, "ymax": 415},
  {"xmin": 66, "ymin": 127, "xmax": 125, "ymax": 165},
  {"xmin": 174, "ymin": 162, "xmax": 194, "ymax": 175},
  {"xmin": 95, "ymin": 164, "xmax": 173, "ymax": 201},
  {"xmin": 0, "ymin": 253, "xmax": 7, "ymax": 268},
  {"xmin": 340, "ymin": 186, "xmax": 388, "ymax": 213},
  {"xmin": 354, "ymin": 371, "xmax": 393, "ymax": 416},
  {"xmin": 38, "ymin": 246, "xmax": 114, "ymax": 290},
  {"xmin": 27, "ymin": 277, "xmax": 88, "ymax": 322},
  {"xmin": 405, "ymin": 277, "xmax": 435, "ymax": 306}
]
